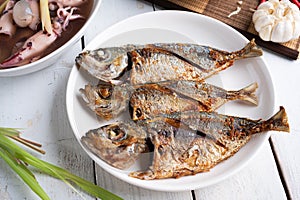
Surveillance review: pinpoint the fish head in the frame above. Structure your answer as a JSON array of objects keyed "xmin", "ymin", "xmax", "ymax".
[
  {"xmin": 81, "ymin": 122, "xmax": 148, "ymax": 169},
  {"xmin": 81, "ymin": 83, "xmax": 112, "ymax": 102},
  {"xmin": 75, "ymin": 47, "xmax": 130, "ymax": 82},
  {"xmin": 80, "ymin": 83, "xmax": 113, "ymax": 119},
  {"xmin": 80, "ymin": 83, "xmax": 130, "ymax": 120}
]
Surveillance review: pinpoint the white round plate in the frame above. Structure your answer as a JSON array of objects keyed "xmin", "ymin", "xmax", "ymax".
[
  {"xmin": 66, "ymin": 11, "xmax": 275, "ymax": 191},
  {"xmin": 0, "ymin": 1, "xmax": 101, "ymax": 77}
]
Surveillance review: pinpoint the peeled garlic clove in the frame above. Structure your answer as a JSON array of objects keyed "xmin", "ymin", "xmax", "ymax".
[{"xmin": 13, "ymin": 0, "xmax": 33, "ymax": 27}]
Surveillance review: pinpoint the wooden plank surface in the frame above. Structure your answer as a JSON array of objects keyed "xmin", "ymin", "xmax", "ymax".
[
  {"xmin": 0, "ymin": 0, "xmax": 299, "ymax": 199},
  {"xmin": 264, "ymin": 53, "xmax": 300, "ymax": 199},
  {"xmin": 95, "ymin": 165, "xmax": 193, "ymax": 200},
  {"xmin": 149, "ymin": 0, "xmax": 300, "ymax": 60}
]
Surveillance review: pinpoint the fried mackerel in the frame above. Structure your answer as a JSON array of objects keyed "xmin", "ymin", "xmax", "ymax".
[
  {"xmin": 129, "ymin": 107, "xmax": 289, "ymax": 180},
  {"xmin": 75, "ymin": 40, "xmax": 262, "ymax": 84},
  {"xmin": 80, "ymin": 81, "xmax": 258, "ymax": 120},
  {"xmin": 130, "ymin": 82, "xmax": 258, "ymax": 121}
]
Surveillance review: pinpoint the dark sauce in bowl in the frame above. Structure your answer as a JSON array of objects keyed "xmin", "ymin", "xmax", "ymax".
[{"xmin": 0, "ymin": 0, "xmax": 94, "ymax": 65}]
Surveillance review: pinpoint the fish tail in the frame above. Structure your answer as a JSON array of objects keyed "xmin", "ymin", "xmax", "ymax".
[
  {"xmin": 234, "ymin": 39, "xmax": 263, "ymax": 59},
  {"xmin": 227, "ymin": 82, "xmax": 259, "ymax": 105},
  {"xmin": 263, "ymin": 106, "xmax": 290, "ymax": 132}
]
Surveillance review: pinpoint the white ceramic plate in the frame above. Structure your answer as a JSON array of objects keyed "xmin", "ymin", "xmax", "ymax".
[
  {"xmin": 0, "ymin": 1, "xmax": 101, "ymax": 77},
  {"xmin": 66, "ymin": 11, "xmax": 275, "ymax": 191}
]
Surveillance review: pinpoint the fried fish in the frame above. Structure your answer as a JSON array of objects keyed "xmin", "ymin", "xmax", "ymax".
[
  {"xmin": 130, "ymin": 82, "xmax": 258, "ymax": 121},
  {"xmin": 129, "ymin": 107, "xmax": 289, "ymax": 179},
  {"xmin": 76, "ymin": 40, "xmax": 262, "ymax": 84},
  {"xmin": 76, "ymin": 39, "xmax": 287, "ymax": 181},
  {"xmin": 81, "ymin": 81, "xmax": 258, "ymax": 121}
]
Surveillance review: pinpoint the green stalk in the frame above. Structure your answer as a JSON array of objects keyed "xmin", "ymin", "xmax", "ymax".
[
  {"xmin": 0, "ymin": 127, "xmax": 20, "ymax": 137},
  {"xmin": 19, "ymin": 155, "xmax": 122, "ymax": 200},
  {"xmin": 0, "ymin": 127, "xmax": 45, "ymax": 154},
  {"xmin": 0, "ymin": 128, "xmax": 122, "ymax": 200},
  {"xmin": 0, "ymin": 136, "xmax": 50, "ymax": 200}
]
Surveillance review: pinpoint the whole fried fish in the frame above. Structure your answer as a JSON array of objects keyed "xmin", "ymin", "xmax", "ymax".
[
  {"xmin": 80, "ymin": 81, "xmax": 258, "ymax": 121},
  {"xmin": 129, "ymin": 107, "xmax": 289, "ymax": 179},
  {"xmin": 76, "ymin": 40, "xmax": 262, "ymax": 84},
  {"xmin": 81, "ymin": 121, "xmax": 149, "ymax": 170},
  {"xmin": 130, "ymin": 82, "xmax": 258, "ymax": 121}
]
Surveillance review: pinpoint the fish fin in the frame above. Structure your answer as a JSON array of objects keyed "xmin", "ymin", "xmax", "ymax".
[
  {"xmin": 265, "ymin": 106, "xmax": 290, "ymax": 132},
  {"xmin": 235, "ymin": 39, "xmax": 263, "ymax": 59},
  {"xmin": 228, "ymin": 82, "xmax": 259, "ymax": 105}
]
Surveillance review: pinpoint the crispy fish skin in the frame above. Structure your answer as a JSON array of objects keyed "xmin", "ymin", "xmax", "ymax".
[
  {"xmin": 160, "ymin": 81, "xmax": 259, "ymax": 108},
  {"xmin": 129, "ymin": 121, "xmax": 227, "ymax": 180},
  {"xmin": 130, "ymin": 84, "xmax": 206, "ymax": 121},
  {"xmin": 81, "ymin": 122, "xmax": 148, "ymax": 170},
  {"xmin": 129, "ymin": 107, "xmax": 289, "ymax": 180},
  {"xmin": 76, "ymin": 40, "xmax": 262, "ymax": 83},
  {"xmin": 130, "ymin": 40, "xmax": 261, "ymax": 85},
  {"xmin": 150, "ymin": 39, "xmax": 262, "ymax": 69},
  {"xmin": 161, "ymin": 106, "xmax": 289, "ymax": 142},
  {"xmin": 130, "ymin": 82, "xmax": 258, "ymax": 121},
  {"xmin": 129, "ymin": 48, "xmax": 208, "ymax": 84}
]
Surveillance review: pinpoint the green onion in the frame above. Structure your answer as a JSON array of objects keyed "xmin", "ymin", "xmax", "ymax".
[
  {"xmin": 0, "ymin": 0, "xmax": 9, "ymax": 14},
  {"xmin": 0, "ymin": 127, "xmax": 122, "ymax": 200}
]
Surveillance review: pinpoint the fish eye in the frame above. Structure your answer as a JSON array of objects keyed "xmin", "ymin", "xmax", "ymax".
[
  {"xmin": 96, "ymin": 49, "xmax": 110, "ymax": 60},
  {"xmin": 108, "ymin": 127, "xmax": 127, "ymax": 142},
  {"xmin": 134, "ymin": 108, "xmax": 142, "ymax": 118},
  {"xmin": 97, "ymin": 49, "xmax": 105, "ymax": 57},
  {"xmin": 97, "ymin": 85, "xmax": 112, "ymax": 99}
]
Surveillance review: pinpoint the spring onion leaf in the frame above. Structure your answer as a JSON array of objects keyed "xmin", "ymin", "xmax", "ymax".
[
  {"xmin": 0, "ymin": 127, "xmax": 20, "ymax": 137},
  {"xmin": 0, "ymin": 144, "xmax": 50, "ymax": 200},
  {"xmin": 0, "ymin": 128, "xmax": 122, "ymax": 200}
]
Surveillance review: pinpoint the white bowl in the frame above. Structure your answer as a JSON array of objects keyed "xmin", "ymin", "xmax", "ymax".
[{"xmin": 0, "ymin": 0, "xmax": 102, "ymax": 77}]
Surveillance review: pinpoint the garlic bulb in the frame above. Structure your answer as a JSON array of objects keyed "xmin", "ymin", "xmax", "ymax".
[{"xmin": 252, "ymin": 0, "xmax": 300, "ymax": 43}]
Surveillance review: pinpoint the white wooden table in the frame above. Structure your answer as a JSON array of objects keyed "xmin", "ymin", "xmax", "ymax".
[{"xmin": 0, "ymin": 0, "xmax": 299, "ymax": 199}]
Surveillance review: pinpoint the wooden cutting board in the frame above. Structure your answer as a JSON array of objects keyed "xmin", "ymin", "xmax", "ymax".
[{"xmin": 146, "ymin": 0, "xmax": 300, "ymax": 60}]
